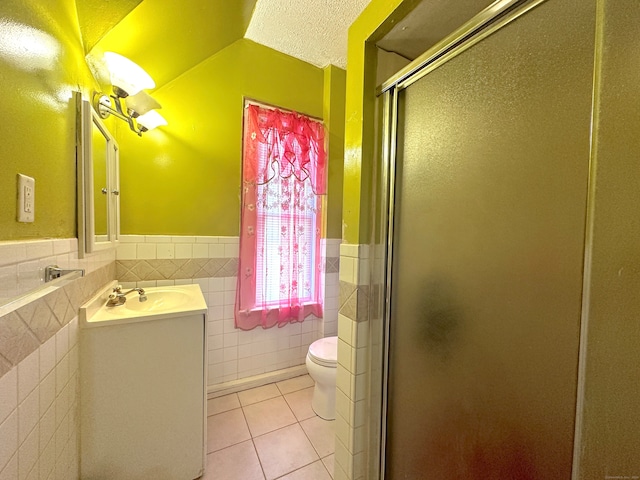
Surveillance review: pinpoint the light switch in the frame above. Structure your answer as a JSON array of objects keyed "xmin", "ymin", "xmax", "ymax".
[{"xmin": 17, "ymin": 174, "xmax": 35, "ymax": 223}]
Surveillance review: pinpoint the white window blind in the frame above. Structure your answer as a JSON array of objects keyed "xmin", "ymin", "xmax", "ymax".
[{"xmin": 254, "ymin": 134, "xmax": 318, "ymax": 306}]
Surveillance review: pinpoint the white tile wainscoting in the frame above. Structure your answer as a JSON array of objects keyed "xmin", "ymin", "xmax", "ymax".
[
  {"xmin": 0, "ymin": 319, "xmax": 80, "ymax": 480},
  {"xmin": 0, "ymin": 239, "xmax": 114, "ymax": 307},
  {"xmin": 0, "ymin": 238, "xmax": 117, "ymax": 479},
  {"xmin": 115, "ymin": 235, "xmax": 341, "ymax": 390},
  {"xmin": 334, "ymin": 243, "xmax": 372, "ymax": 480},
  {"xmin": 0, "ymin": 235, "xmax": 341, "ymax": 479}
]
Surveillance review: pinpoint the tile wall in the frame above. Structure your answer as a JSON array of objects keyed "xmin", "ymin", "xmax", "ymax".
[
  {"xmin": 0, "ymin": 239, "xmax": 116, "ymax": 480},
  {"xmin": 0, "ymin": 234, "xmax": 341, "ymax": 479},
  {"xmin": 0, "ymin": 240, "xmax": 113, "ymax": 307},
  {"xmin": 334, "ymin": 243, "xmax": 371, "ymax": 480},
  {"xmin": 115, "ymin": 235, "xmax": 341, "ymax": 389},
  {"xmin": 0, "ymin": 318, "xmax": 81, "ymax": 480}
]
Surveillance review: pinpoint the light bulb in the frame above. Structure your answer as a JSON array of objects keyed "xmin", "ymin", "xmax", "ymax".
[
  {"xmin": 137, "ymin": 110, "xmax": 167, "ymax": 131},
  {"xmin": 125, "ymin": 91, "xmax": 162, "ymax": 117},
  {"xmin": 104, "ymin": 52, "xmax": 155, "ymax": 97}
]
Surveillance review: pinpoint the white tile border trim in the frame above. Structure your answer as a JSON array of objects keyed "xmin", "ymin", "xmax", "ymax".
[
  {"xmin": 207, "ymin": 365, "xmax": 308, "ymax": 398},
  {"xmin": 0, "ymin": 238, "xmax": 115, "ymax": 308}
]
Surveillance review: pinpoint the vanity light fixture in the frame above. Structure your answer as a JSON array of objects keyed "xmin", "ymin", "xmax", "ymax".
[
  {"xmin": 125, "ymin": 90, "xmax": 162, "ymax": 117},
  {"xmin": 104, "ymin": 51, "xmax": 154, "ymax": 97},
  {"xmin": 93, "ymin": 52, "xmax": 167, "ymax": 136},
  {"xmin": 137, "ymin": 110, "xmax": 168, "ymax": 132}
]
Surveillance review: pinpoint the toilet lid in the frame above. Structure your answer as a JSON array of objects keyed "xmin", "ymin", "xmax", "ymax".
[{"xmin": 308, "ymin": 336, "xmax": 338, "ymax": 367}]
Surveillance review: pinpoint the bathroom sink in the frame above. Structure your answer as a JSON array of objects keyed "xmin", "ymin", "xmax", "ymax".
[
  {"xmin": 80, "ymin": 283, "xmax": 207, "ymax": 327},
  {"xmin": 79, "ymin": 282, "xmax": 207, "ymax": 479},
  {"xmin": 113, "ymin": 289, "xmax": 192, "ymax": 314}
]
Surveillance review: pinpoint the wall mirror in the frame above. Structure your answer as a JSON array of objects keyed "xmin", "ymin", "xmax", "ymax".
[{"xmin": 76, "ymin": 92, "xmax": 120, "ymax": 257}]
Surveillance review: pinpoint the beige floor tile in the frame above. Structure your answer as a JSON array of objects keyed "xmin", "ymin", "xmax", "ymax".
[
  {"xmin": 208, "ymin": 393, "xmax": 240, "ymax": 416},
  {"xmin": 243, "ymin": 396, "xmax": 297, "ymax": 437},
  {"xmin": 322, "ymin": 454, "xmax": 335, "ymax": 479},
  {"xmin": 284, "ymin": 387, "xmax": 316, "ymax": 421},
  {"xmin": 276, "ymin": 374, "xmax": 315, "ymax": 395},
  {"xmin": 207, "ymin": 408, "xmax": 251, "ymax": 453},
  {"xmin": 201, "ymin": 440, "xmax": 265, "ymax": 480},
  {"xmin": 238, "ymin": 384, "xmax": 281, "ymax": 406},
  {"xmin": 254, "ymin": 424, "xmax": 319, "ymax": 480},
  {"xmin": 300, "ymin": 417, "xmax": 335, "ymax": 458},
  {"xmin": 278, "ymin": 460, "xmax": 332, "ymax": 480}
]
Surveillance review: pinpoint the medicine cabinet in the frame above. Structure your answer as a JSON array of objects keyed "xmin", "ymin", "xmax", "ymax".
[{"xmin": 76, "ymin": 92, "xmax": 120, "ymax": 257}]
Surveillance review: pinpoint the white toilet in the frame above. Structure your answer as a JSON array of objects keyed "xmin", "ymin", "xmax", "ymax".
[{"xmin": 305, "ymin": 336, "xmax": 338, "ymax": 420}]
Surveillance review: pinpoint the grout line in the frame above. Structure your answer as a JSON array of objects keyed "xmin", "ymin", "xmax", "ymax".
[
  {"xmin": 280, "ymin": 391, "xmax": 317, "ymax": 423},
  {"xmin": 205, "ymin": 392, "xmax": 241, "ymax": 417},
  {"xmin": 206, "ymin": 405, "xmax": 242, "ymax": 419},
  {"xmin": 207, "ymin": 438, "xmax": 251, "ymax": 456},
  {"xmin": 208, "ymin": 380, "xmax": 333, "ymax": 479},
  {"xmin": 205, "ymin": 407, "xmax": 251, "ymax": 455},
  {"xmin": 300, "ymin": 424, "xmax": 321, "ymax": 458},
  {"xmin": 321, "ymin": 452, "xmax": 336, "ymax": 479},
  {"xmin": 298, "ymin": 415, "xmax": 334, "ymax": 462},
  {"xmin": 271, "ymin": 457, "xmax": 325, "ymax": 480},
  {"xmin": 240, "ymin": 402, "xmax": 253, "ymax": 442},
  {"xmin": 321, "ymin": 458, "xmax": 334, "ymax": 479},
  {"xmin": 251, "ymin": 438, "xmax": 267, "ymax": 480},
  {"xmin": 244, "ymin": 402, "xmax": 299, "ymax": 440},
  {"xmin": 238, "ymin": 390, "xmax": 282, "ymax": 408}
]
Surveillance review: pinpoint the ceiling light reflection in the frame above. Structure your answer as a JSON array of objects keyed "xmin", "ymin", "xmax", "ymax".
[{"xmin": 0, "ymin": 19, "xmax": 60, "ymax": 72}]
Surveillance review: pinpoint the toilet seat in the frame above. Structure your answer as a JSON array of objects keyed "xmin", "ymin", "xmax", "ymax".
[{"xmin": 308, "ymin": 337, "xmax": 337, "ymax": 367}]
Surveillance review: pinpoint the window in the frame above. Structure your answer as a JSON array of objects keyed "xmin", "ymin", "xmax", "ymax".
[
  {"xmin": 235, "ymin": 101, "xmax": 327, "ymax": 331},
  {"xmin": 254, "ymin": 180, "xmax": 317, "ymax": 306}
]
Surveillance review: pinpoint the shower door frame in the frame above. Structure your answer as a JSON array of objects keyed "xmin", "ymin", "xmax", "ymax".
[{"xmin": 373, "ymin": 0, "xmax": 588, "ymax": 477}]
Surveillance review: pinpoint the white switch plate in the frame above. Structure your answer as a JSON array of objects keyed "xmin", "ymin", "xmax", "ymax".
[{"xmin": 17, "ymin": 174, "xmax": 35, "ymax": 223}]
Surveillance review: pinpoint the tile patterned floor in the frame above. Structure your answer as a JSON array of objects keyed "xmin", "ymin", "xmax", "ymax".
[{"xmin": 203, "ymin": 375, "xmax": 335, "ymax": 480}]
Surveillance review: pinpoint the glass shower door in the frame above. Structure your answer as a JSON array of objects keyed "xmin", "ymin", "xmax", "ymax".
[{"xmin": 384, "ymin": 0, "xmax": 596, "ymax": 478}]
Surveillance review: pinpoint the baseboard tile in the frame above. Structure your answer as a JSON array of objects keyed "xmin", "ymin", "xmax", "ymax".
[{"xmin": 207, "ymin": 365, "xmax": 309, "ymax": 398}]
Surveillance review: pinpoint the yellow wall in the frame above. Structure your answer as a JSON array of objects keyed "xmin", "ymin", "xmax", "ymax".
[
  {"xmin": 0, "ymin": 0, "xmax": 99, "ymax": 241},
  {"xmin": 342, "ymin": 0, "xmax": 421, "ymax": 244},
  {"xmin": 0, "ymin": 3, "xmax": 343, "ymax": 242},
  {"xmin": 323, "ymin": 65, "xmax": 347, "ymax": 239},
  {"xmin": 116, "ymin": 39, "xmax": 326, "ymax": 236},
  {"xmin": 90, "ymin": 0, "xmax": 257, "ymax": 89}
]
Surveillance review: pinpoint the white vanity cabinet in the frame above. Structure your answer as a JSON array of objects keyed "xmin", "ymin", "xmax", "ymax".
[{"xmin": 79, "ymin": 284, "xmax": 207, "ymax": 480}]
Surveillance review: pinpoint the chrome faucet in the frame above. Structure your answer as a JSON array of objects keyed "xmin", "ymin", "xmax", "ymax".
[{"xmin": 106, "ymin": 285, "xmax": 147, "ymax": 307}]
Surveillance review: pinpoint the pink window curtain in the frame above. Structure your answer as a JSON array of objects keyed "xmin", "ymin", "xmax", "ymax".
[{"xmin": 235, "ymin": 103, "xmax": 327, "ymax": 331}]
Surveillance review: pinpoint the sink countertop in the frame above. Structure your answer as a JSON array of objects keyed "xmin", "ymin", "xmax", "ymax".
[{"xmin": 80, "ymin": 283, "xmax": 208, "ymax": 328}]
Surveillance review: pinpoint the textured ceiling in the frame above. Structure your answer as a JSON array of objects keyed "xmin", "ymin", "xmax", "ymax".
[
  {"xmin": 245, "ymin": 0, "xmax": 371, "ymax": 69},
  {"xmin": 78, "ymin": 0, "xmax": 500, "ymax": 92}
]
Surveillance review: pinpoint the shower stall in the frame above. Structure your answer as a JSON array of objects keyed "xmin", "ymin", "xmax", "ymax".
[{"xmin": 371, "ymin": 0, "xmax": 640, "ymax": 478}]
